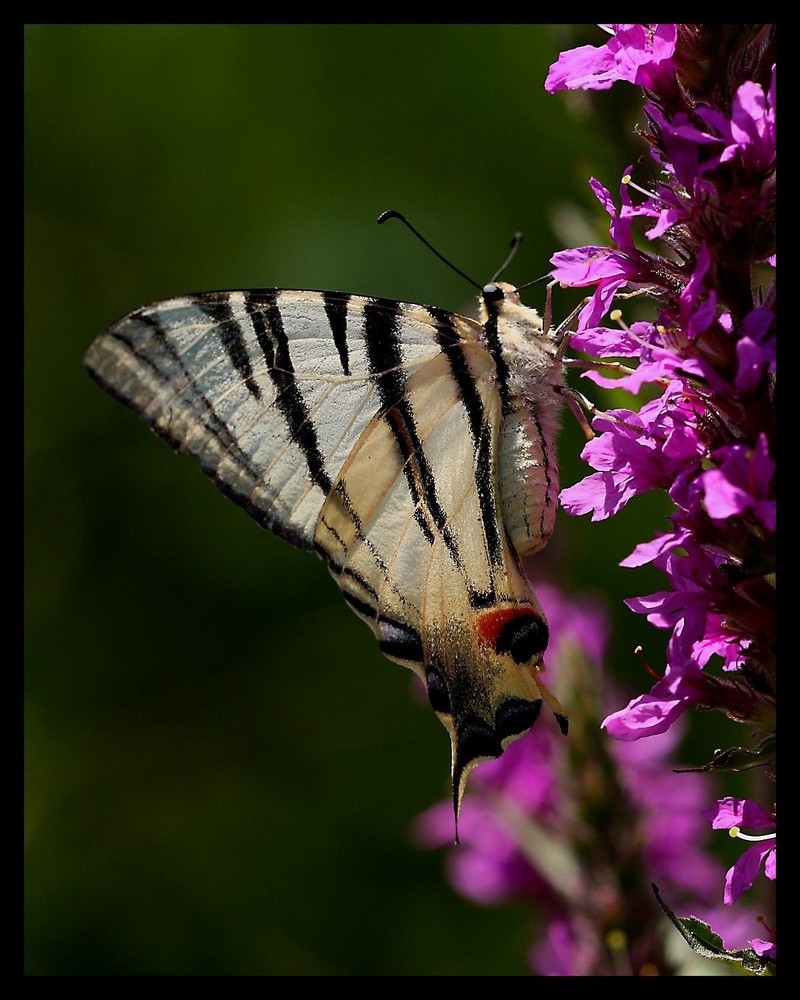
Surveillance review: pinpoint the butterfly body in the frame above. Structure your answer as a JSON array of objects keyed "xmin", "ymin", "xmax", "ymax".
[{"xmin": 85, "ymin": 279, "xmax": 566, "ymax": 815}]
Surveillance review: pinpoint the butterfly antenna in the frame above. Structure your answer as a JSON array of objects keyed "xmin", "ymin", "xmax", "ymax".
[
  {"xmin": 378, "ymin": 210, "xmax": 482, "ymax": 291},
  {"xmin": 515, "ymin": 272, "xmax": 550, "ymax": 293},
  {"xmin": 490, "ymin": 231, "xmax": 524, "ymax": 283}
]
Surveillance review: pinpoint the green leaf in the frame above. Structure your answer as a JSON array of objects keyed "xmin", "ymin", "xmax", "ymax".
[{"xmin": 652, "ymin": 884, "xmax": 775, "ymax": 976}]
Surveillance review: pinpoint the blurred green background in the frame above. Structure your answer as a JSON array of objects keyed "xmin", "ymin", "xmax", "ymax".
[{"xmin": 25, "ymin": 24, "xmax": 682, "ymax": 975}]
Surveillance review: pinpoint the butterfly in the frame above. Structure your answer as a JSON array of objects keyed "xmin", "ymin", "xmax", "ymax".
[{"xmin": 83, "ymin": 215, "xmax": 570, "ymax": 824}]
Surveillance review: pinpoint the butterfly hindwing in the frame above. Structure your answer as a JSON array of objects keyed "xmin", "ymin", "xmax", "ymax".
[{"xmin": 85, "ymin": 282, "xmax": 566, "ymax": 816}]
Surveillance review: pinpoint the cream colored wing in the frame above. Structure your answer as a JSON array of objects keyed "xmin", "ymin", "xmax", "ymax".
[
  {"xmin": 315, "ymin": 341, "xmax": 558, "ymax": 817},
  {"xmin": 85, "ymin": 289, "xmax": 462, "ymax": 548},
  {"xmin": 85, "ymin": 284, "xmax": 564, "ymax": 819}
]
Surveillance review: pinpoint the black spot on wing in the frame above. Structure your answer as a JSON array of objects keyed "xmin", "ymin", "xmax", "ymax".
[
  {"xmin": 495, "ymin": 697, "xmax": 541, "ymax": 742},
  {"xmin": 495, "ymin": 613, "xmax": 549, "ymax": 664},
  {"xmin": 455, "ymin": 715, "xmax": 502, "ymax": 769},
  {"xmin": 426, "ymin": 667, "xmax": 451, "ymax": 714},
  {"xmin": 378, "ymin": 619, "xmax": 424, "ymax": 664}
]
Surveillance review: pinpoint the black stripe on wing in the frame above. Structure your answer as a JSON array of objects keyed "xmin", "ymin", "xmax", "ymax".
[
  {"xmin": 92, "ymin": 305, "xmax": 288, "ymax": 538},
  {"xmin": 426, "ymin": 305, "xmax": 505, "ymax": 576},
  {"xmin": 322, "ymin": 291, "xmax": 351, "ymax": 376},
  {"xmin": 198, "ymin": 298, "xmax": 262, "ymax": 401},
  {"xmin": 243, "ymin": 289, "xmax": 334, "ymax": 497},
  {"xmin": 363, "ymin": 298, "xmax": 465, "ymax": 565}
]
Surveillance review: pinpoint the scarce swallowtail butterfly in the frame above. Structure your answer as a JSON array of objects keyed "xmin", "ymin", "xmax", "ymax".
[{"xmin": 84, "ymin": 214, "xmax": 570, "ymax": 825}]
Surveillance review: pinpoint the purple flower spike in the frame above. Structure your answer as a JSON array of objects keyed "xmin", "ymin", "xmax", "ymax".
[
  {"xmin": 417, "ymin": 25, "xmax": 776, "ymax": 976},
  {"xmin": 547, "ymin": 23, "xmax": 776, "ymax": 967}
]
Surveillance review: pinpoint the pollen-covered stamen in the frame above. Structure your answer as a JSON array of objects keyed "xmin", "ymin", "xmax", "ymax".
[
  {"xmin": 728, "ymin": 826, "xmax": 776, "ymax": 842},
  {"xmin": 621, "ymin": 172, "xmax": 670, "ymax": 207}
]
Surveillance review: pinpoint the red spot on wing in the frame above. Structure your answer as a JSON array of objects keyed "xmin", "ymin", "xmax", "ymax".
[{"xmin": 475, "ymin": 606, "xmax": 535, "ymax": 650}]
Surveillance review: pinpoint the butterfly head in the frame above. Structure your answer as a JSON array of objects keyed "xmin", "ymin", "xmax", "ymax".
[
  {"xmin": 481, "ymin": 280, "xmax": 520, "ymax": 308},
  {"xmin": 479, "ymin": 281, "xmax": 549, "ymax": 348}
]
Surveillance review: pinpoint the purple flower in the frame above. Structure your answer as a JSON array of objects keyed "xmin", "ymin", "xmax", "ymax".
[
  {"xmin": 550, "ymin": 173, "xmax": 670, "ymax": 333},
  {"xmin": 720, "ymin": 69, "xmax": 776, "ymax": 174},
  {"xmin": 553, "ymin": 24, "xmax": 775, "ymax": 736},
  {"xmin": 615, "ymin": 533, "xmax": 771, "ymax": 731},
  {"xmin": 529, "ymin": 917, "xmax": 601, "ymax": 977},
  {"xmin": 413, "ymin": 796, "xmax": 549, "ymax": 905},
  {"xmin": 751, "ymin": 938, "xmax": 776, "ymax": 960},
  {"xmin": 544, "ymin": 24, "xmax": 677, "ymax": 93},
  {"xmin": 643, "ymin": 104, "xmax": 729, "ymax": 210},
  {"xmin": 626, "ymin": 67, "xmax": 776, "ymax": 256},
  {"xmin": 623, "ymin": 543, "xmax": 725, "ymax": 662},
  {"xmin": 703, "ymin": 798, "xmax": 776, "ymax": 905},
  {"xmin": 700, "ymin": 434, "xmax": 775, "ymax": 531},
  {"xmin": 735, "ymin": 307, "xmax": 775, "ymax": 392},
  {"xmin": 560, "ymin": 383, "xmax": 705, "ymax": 522},
  {"xmin": 602, "ymin": 662, "xmax": 709, "ymax": 740}
]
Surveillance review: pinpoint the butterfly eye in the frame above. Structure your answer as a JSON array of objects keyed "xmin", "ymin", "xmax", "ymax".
[
  {"xmin": 494, "ymin": 614, "xmax": 549, "ymax": 664},
  {"xmin": 482, "ymin": 282, "xmax": 505, "ymax": 303},
  {"xmin": 425, "ymin": 667, "xmax": 451, "ymax": 714}
]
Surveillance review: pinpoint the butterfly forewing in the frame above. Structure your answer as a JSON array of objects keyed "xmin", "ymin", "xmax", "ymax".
[
  {"xmin": 85, "ymin": 281, "xmax": 565, "ymax": 817},
  {"xmin": 86, "ymin": 289, "xmax": 458, "ymax": 548}
]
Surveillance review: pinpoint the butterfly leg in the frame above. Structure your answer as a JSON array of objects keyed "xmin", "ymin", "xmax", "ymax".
[
  {"xmin": 553, "ymin": 384, "xmax": 596, "ymax": 441},
  {"xmin": 545, "ymin": 284, "xmax": 590, "ymax": 358},
  {"xmin": 557, "ymin": 382, "xmax": 656, "ymax": 442}
]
